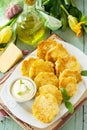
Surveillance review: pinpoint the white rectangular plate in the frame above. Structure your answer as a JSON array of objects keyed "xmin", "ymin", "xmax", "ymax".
[{"xmin": 0, "ymin": 39, "xmax": 87, "ymax": 128}]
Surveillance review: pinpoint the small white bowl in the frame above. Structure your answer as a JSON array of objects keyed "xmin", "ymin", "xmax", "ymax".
[{"xmin": 9, "ymin": 76, "xmax": 37, "ymax": 102}]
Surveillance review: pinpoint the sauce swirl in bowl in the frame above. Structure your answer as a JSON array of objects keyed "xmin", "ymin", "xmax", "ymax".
[{"xmin": 10, "ymin": 76, "xmax": 37, "ymax": 102}]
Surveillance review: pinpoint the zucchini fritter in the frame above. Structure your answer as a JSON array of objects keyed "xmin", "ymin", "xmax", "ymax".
[
  {"xmin": 45, "ymin": 44, "xmax": 69, "ymax": 63},
  {"xmin": 20, "ymin": 57, "xmax": 36, "ymax": 76},
  {"xmin": 65, "ymin": 55, "xmax": 81, "ymax": 72},
  {"xmin": 29, "ymin": 59, "xmax": 54, "ymax": 79},
  {"xmin": 34, "ymin": 72, "xmax": 59, "ymax": 89},
  {"xmin": 59, "ymin": 69, "xmax": 82, "ymax": 83},
  {"xmin": 38, "ymin": 84, "xmax": 63, "ymax": 105},
  {"xmin": 37, "ymin": 39, "xmax": 57, "ymax": 60},
  {"xmin": 32, "ymin": 93, "xmax": 60, "ymax": 123},
  {"xmin": 55, "ymin": 56, "xmax": 66, "ymax": 76},
  {"xmin": 59, "ymin": 77, "xmax": 78, "ymax": 97},
  {"xmin": 55, "ymin": 55, "xmax": 81, "ymax": 76}
]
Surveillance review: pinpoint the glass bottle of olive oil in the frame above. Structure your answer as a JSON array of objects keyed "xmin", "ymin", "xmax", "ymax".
[{"xmin": 16, "ymin": 0, "xmax": 47, "ymax": 46}]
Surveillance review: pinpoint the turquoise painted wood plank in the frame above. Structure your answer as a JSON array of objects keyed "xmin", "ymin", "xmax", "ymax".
[
  {"xmin": 83, "ymin": 0, "xmax": 87, "ymax": 127},
  {"xmin": 60, "ymin": 107, "xmax": 83, "ymax": 130},
  {"xmin": 61, "ymin": 115, "xmax": 76, "ymax": 130},
  {"xmin": 0, "ymin": 117, "xmax": 23, "ymax": 130},
  {"xmin": 75, "ymin": 107, "xmax": 83, "ymax": 130},
  {"xmin": 55, "ymin": 28, "xmax": 84, "ymax": 51},
  {"xmin": 84, "ymin": 0, "xmax": 87, "ymax": 55},
  {"xmin": 84, "ymin": 103, "xmax": 87, "ymax": 130},
  {"xmin": 75, "ymin": 0, "xmax": 84, "ymax": 13}
]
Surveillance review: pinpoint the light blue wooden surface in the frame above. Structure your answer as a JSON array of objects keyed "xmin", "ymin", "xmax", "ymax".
[{"xmin": 0, "ymin": 0, "xmax": 87, "ymax": 130}]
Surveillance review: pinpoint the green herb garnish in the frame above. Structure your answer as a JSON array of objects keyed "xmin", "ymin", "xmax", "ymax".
[
  {"xmin": 25, "ymin": 86, "xmax": 31, "ymax": 92},
  {"xmin": 81, "ymin": 70, "xmax": 87, "ymax": 76},
  {"xmin": 60, "ymin": 88, "xmax": 74, "ymax": 114},
  {"xmin": 17, "ymin": 91, "xmax": 23, "ymax": 96},
  {"xmin": 20, "ymin": 79, "xmax": 24, "ymax": 84},
  {"xmin": 65, "ymin": 101, "xmax": 74, "ymax": 113},
  {"xmin": 60, "ymin": 88, "xmax": 70, "ymax": 101}
]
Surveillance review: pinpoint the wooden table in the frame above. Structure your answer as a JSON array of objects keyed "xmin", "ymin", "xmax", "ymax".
[{"xmin": 0, "ymin": 0, "xmax": 87, "ymax": 130}]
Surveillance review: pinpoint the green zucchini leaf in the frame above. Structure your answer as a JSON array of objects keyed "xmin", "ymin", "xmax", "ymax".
[{"xmin": 69, "ymin": 7, "xmax": 82, "ymax": 20}]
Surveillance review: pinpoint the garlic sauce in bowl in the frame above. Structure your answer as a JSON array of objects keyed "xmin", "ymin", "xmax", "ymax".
[{"xmin": 10, "ymin": 76, "xmax": 37, "ymax": 102}]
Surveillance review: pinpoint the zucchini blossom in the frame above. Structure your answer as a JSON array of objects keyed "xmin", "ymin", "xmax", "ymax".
[
  {"xmin": 61, "ymin": 5, "xmax": 84, "ymax": 37},
  {"xmin": 0, "ymin": 26, "xmax": 12, "ymax": 44},
  {"xmin": 0, "ymin": 4, "xmax": 23, "ymax": 45}
]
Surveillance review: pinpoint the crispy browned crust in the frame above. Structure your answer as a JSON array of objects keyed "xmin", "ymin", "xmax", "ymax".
[
  {"xmin": 32, "ymin": 93, "xmax": 60, "ymax": 123},
  {"xmin": 34, "ymin": 72, "xmax": 59, "ymax": 89},
  {"xmin": 38, "ymin": 84, "xmax": 63, "ymax": 105},
  {"xmin": 55, "ymin": 55, "xmax": 81, "ymax": 77},
  {"xmin": 59, "ymin": 76, "xmax": 78, "ymax": 97},
  {"xmin": 20, "ymin": 57, "xmax": 36, "ymax": 76},
  {"xmin": 59, "ymin": 69, "xmax": 82, "ymax": 83},
  {"xmin": 37, "ymin": 39, "xmax": 57, "ymax": 60},
  {"xmin": 29, "ymin": 59, "xmax": 54, "ymax": 79},
  {"xmin": 45, "ymin": 44, "xmax": 69, "ymax": 63}
]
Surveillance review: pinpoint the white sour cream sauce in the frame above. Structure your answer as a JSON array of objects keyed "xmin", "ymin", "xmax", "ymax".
[{"xmin": 10, "ymin": 78, "xmax": 36, "ymax": 102}]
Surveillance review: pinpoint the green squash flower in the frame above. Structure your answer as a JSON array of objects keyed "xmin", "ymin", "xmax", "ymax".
[
  {"xmin": 61, "ymin": 5, "xmax": 84, "ymax": 37},
  {"xmin": 68, "ymin": 15, "xmax": 84, "ymax": 37}
]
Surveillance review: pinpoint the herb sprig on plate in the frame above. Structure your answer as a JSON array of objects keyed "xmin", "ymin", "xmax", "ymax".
[
  {"xmin": 60, "ymin": 70, "xmax": 87, "ymax": 113},
  {"xmin": 60, "ymin": 88, "xmax": 74, "ymax": 114},
  {"xmin": 81, "ymin": 70, "xmax": 87, "ymax": 76}
]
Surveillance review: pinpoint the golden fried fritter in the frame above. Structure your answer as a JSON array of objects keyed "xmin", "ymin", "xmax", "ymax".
[
  {"xmin": 34, "ymin": 72, "xmax": 59, "ymax": 89},
  {"xmin": 55, "ymin": 56, "xmax": 66, "ymax": 76},
  {"xmin": 59, "ymin": 77, "xmax": 78, "ymax": 97},
  {"xmin": 20, "ymin": 57, "xmax": 36, "ymax": 76},
  {"xmin": 37, "ymin": 39, "xmax": 57, "ymax": 60},
  {"xmin": 29, "ymin": 59, "xmax": 54, "ymax": 79},
  {"xmin": 45, "ymin": 44, "xmax": 69, "ymax": 63},
  {"xmin": 55, "ymin": 55, "xmax": 81, "ymax": 76},
  {"xmin": 32, "ymin": 93, "xmax": 60, "ymax": 123},
  {"xmin": 38, "ymin": 84, "xmax": 63, "ymax": 105},
  {"xmin": 59, "ymin": 69, "xmax": 82, "ymax": 83},
  {"xmin": 65, "ymin": 55, "xmax": 81, "ymax": 72}
]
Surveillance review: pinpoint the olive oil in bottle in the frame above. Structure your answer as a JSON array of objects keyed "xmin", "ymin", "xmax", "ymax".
[{"xmin": 16, "ymin": 10, "xmax": 46, "ymax": 45}]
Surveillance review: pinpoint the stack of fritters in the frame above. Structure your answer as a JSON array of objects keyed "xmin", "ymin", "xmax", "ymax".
[{"xmin": 20, "ymin": 38, "xmax": 82, "ymax": 123}]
